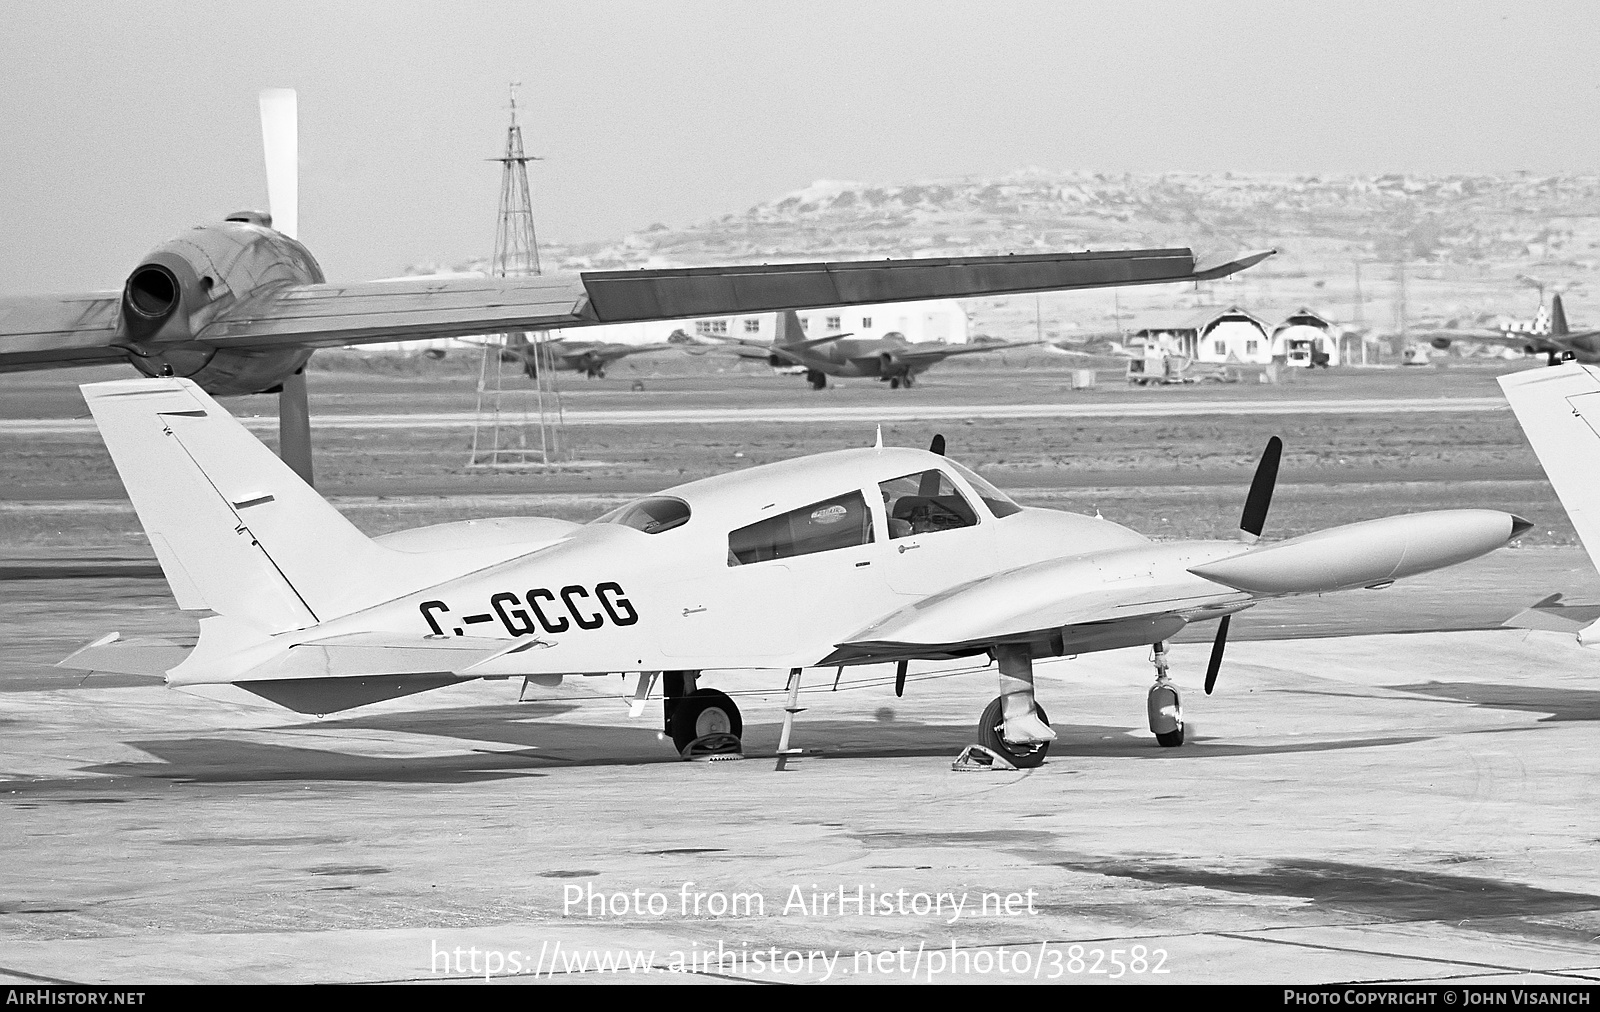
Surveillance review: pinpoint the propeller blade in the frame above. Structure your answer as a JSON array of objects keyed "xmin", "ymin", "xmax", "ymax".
[
  {"xmin": 929, "ymin": 433, "xmax": 945, "ymax": 455},
  {"xmin": 1239, "ymin": 435, "xmax": 1282, "ymax": 538},
  {"xmin": 895, "ymin": 659, "xmax": 908, "ymax": 697},
  {"xmin": 259, "ymin": 88, "xmax": 298, "ymax": 239},
  {"xmin": 1204, "ymin": 614, "xmax": 1230, "ymax": 695}
]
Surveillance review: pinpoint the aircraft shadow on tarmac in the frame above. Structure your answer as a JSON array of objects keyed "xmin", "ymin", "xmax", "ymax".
[
  {"xmin": 41, "ymin": 704, "xmax": 1443, "ymax": 787},
  {"xmin": 1388, "ymin": 682, "xmax": 1600, "ymax": 723},
  {"xmin": 1053, "ymin": 858, "xmax": 1600, "ymax": 931}
]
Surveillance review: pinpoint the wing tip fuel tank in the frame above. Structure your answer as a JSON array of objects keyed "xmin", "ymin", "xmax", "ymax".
[{"xmin": 1187, "ymin": 510, "xmax": 1528, "ymax": 596}]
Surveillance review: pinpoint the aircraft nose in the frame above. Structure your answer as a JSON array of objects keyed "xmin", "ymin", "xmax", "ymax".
[{"xmin": 1510, "ymin": 515, "xmax": 1534, "ymax": 540}]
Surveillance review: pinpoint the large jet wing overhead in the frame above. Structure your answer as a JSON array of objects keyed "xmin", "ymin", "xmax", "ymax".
[
  {"xmin": 0, "ymin": 247, "xmax": 1271, "ymax": 365},
  {"xmin": 573, "ymin": 248, "xmax": 1273, "ymax": 324}
]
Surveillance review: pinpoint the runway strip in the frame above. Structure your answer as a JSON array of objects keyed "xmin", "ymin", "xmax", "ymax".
[{"xmin": 1, "ymin": 396, "xmax": 1508, "ymax": 433}]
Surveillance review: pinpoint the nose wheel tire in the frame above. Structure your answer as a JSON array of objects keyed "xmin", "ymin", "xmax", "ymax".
[
  {"xmin": 668, "ymin": 689, "xmax": 743, "ymax": 755},
  {"xmin": 1156, "ymin": 725, "xmax": 1185, "ymax": 748},
  {"xmin": 976, "ymin": 697, "xmax": 1052, "ymax": 769}
]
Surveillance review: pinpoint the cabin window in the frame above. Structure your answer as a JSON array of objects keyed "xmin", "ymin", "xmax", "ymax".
[
  {"xmin": 728, "ymin": 491, "xmax": 874, "ymax": 565},
  {"xmin": 878, "ymin": 470, "xmax": 978, "ymax": 539},
  {"xmin": 593, "ymin": 496, "xmax": 691, "ymax": 534},
  {"xmin": 944, "ymin": 460, "xmax": 1023, "ymax": 518}
]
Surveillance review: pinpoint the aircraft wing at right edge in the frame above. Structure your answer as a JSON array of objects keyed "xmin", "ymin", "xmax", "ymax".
[{"xmin": 1498, "ymin": 363, "xmax": 1600, "ymax": 644}]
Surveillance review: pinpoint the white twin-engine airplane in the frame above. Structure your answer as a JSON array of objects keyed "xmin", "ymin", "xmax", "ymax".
[{"xmin": 65, "ymin": 377, "xmax": 1530, "ymax": 767}]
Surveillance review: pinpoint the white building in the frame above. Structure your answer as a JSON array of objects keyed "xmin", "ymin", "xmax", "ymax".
[
  {"xmin": 1266, "ymin": 306, "xmax": 1342, "ymax": 367},
  {"xmin": 1132, "ymin": 305, "xmax": 1342, "ymax": 367},
  {"xmin": 1132, "ymin": 306, "xmax": 1273, "ymax": 364},
  {"xmin": 593, "ymin": 298, "xmax": 971, "ymax": 346}
]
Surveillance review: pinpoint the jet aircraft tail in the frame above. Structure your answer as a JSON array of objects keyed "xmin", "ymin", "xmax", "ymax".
[
  {"xmin": 1499, "ymin": 362, "xmax": 1600, "ymax": 643},
  {"xmin": 1551, "ymin": 294, "xmax": 1569, "ymax": 337},
  {"xmin": 81, "ymin": 378, "xmax": 422, "ymax": 635}
]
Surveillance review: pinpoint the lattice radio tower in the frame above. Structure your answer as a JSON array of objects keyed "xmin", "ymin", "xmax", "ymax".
[{"xmin": 469, "ymin": 82, "xmax": 567, "ymax": 467}]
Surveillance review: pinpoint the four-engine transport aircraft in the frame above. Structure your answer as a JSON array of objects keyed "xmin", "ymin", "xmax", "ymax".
[
  {"xmin": 1421, "ymin": 294, "xmax": 1600, "ymax": 366},
  {"xmin": 0, "ymin": 89, "xmax": 1272, "ymax": 484},
  {"xmin": 60, "ymin": 376, "xmax": 1530, "ymax": 767},
  {"xmin": 680, "ymin": 310, "xmax": 1039, "ymax": 389}
]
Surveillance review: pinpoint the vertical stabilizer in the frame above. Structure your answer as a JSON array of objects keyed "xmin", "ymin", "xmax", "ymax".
[
  {"xmin": 773, "ymin": 310, "xmax": 805, "ymax": 348},
  {"xmin": 81, "ymin": 378, "xmax": 405, "ymax": 633},
  {"xmin": 1499, "ymin": 363, "xmax": 1600, "ymax": 644},
  {"xmin": 1551, "ymin": 294, "xmax": 1569, "ymax": 337}
]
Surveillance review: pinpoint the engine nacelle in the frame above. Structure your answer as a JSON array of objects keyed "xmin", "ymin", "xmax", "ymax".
[
  {"xmin": 120, "ymin": 218, "xmax": 325, "ymax": 396},
  {"xmin": 1430, "ymin": 336, "xmax": 1452, "ymax": 350}
]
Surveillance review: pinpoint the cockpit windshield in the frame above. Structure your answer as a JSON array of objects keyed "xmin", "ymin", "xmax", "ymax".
[
  {"xmin": 592, "ymin": 496, "xmax": 692, "ymax": 534},
  {"xmin": 945, "ymin": 460, "xmax": 1023, "ymax": 518}
]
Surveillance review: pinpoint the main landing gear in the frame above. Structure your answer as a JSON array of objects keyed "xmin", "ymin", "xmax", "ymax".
[
  {"xmin": 662, "ymin": 670, "xmax": 743, "ymax": 758},
  {"xmin": 806, "ymin": 369, "xmax": 828, "ymax": 390},
  {"xmin": 973, "ymin": 644, "xmax": 1057, "ymax": 769},
  {"xmin": 887, "ymin": 373, "xmax": 916, "ymax": 389}
]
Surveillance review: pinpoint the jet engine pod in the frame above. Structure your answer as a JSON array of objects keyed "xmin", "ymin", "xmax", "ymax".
[{"xmin": 1188, "ymin": 510, "xmax": 1531, "ymax": 596}]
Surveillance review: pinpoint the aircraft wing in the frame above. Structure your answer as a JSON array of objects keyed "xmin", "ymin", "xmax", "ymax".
[
  {"xmin": 1416, "ymin": 328, "xmax": 1596, "ymax": 357},
  {"xmin": 891, "ymin": 339, "xmax": 1041, "ymax": 363},
  {"xmin": 0, "ymin": 292, "xmax": 125, "ymax": 370},
  {"xmin": 591, "ymin": 341, "xmax": 677, "ymax": 362},
  {"xmin": 821, "ymin": 552, "xmax": 1250, "ymax": 664},
  {"xmin": 0, "ymin": 247, "xmax": 1273, "ymax": 369}
]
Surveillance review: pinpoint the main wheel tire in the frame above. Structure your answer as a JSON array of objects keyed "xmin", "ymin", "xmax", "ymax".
[
  {"xmin": 807, "ymin": 370, "xmax": 827, "ymax": 390},
  {"xmin": 889, "ymin": 377, "xmax": 902, "ymax": 389},
  {"xmin": 1156, "ymin": 724, "xmax": 1185, "ymax": 748},
  {"xmin": 668, "ymin": 689, "xmax": 743, "ymax": 754},
  {"xmin": 976, "ymin": 697, "xmax": 1052, "ymax": 770}
]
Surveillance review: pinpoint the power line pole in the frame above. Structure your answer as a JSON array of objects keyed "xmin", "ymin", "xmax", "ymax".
[{"xmin": 470, "ymin": 82, "xmax": 566, "ymax": 468}]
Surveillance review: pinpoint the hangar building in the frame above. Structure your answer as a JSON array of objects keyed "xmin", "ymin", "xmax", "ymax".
[{"xmin": 1131, "ymin": 305, "xmax": 1342, "ymax": 366}]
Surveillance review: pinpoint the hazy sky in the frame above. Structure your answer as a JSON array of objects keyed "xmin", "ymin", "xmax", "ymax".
[{"xmin": 3, "ymin": 0, "xmax": 1598, "ymax": 295}]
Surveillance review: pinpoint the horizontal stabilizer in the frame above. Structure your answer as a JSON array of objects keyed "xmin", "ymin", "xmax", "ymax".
[
  {"xmin": 236, "ymin": 673, "xmax": 464, "ymax": 715},
  {"xmin": 168, "ymin": 630, "xmax": 514, "ymax": 686},
  {"xmin": 57, "ymin": 632, "xmax": 196, "ymax": 677}
]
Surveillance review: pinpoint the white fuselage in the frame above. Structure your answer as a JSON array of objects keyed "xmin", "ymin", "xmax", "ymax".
[{"xmin": 293, "ymin": 447, "xmax": 1243, "ymax": 675}]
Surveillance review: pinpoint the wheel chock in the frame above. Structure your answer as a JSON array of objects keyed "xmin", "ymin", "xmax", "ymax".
[
  {"xmin": 680, "ymin": 732, "xmax": 745, "ymax": 762},
  {"xmin": 952, "ymin": 744, "xmax": 1020, "ymax": 772}
]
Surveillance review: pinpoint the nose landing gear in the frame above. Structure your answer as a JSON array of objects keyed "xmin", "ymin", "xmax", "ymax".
[{"xmin": 1147, "ymin": 641, "xmax": 1185, "ymax": 747}]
